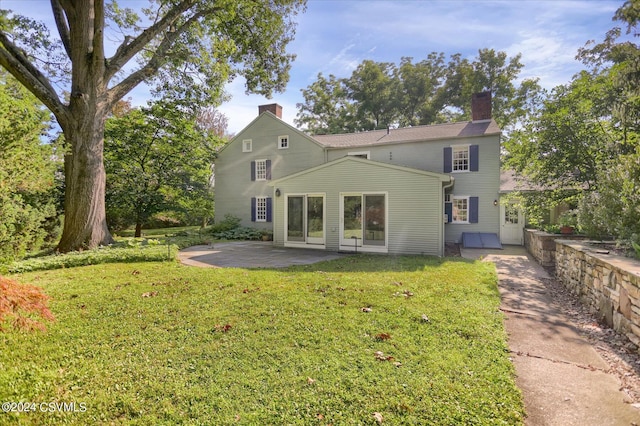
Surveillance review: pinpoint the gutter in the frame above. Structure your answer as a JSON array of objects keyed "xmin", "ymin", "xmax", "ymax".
[{"xmin": 441, "ymin": 176, "xmax": 455, "ymax": 256}]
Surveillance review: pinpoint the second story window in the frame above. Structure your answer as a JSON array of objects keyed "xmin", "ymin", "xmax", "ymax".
[
  {"xmin": 243, "ymin": 139, "xmax": 252, "ymax": 152},
  {"xmin": 452, "ymin": 146, "xmax": 469, "ymax": 172},
  {"xmin": 278, "ymin": 135, "xmax": 289, "ymax": 149},
  {"xmin": 255, "ymin": 159, "xmax": 267, "ymax": 180},
  {"xmin": 251, "ymin": 159, "xmax": 271, "ymax": 181}
]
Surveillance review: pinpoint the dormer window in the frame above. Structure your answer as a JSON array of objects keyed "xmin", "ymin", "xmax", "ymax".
[
  {"xmin": 242, "ymin": 139, "xmax": 252, "ymax": 153},
  {"xmin": 278, "ymin": 135, "xmax": 289, "ymax": 149}
]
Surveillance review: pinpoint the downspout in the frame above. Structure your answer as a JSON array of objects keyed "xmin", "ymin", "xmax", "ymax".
[{"xmin": 442, "ymin": 176, "xmax": 455, "ymax": 257}]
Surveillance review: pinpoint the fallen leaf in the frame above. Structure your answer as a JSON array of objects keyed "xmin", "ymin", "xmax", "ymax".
[
  {"xmin": 421, "ymin": 314, "xmax": 430, "ymax": 323},
  {"xmin": 131, "ymin": 270, "xmax": 140, "ymax": 275},
  {"xmin": 316, "ymin": 413, "xmax": 324, "ymax": 420},
  {"xmin": 374, "ymin": 333, "xmax": 392, "ymax": 341},
  {"xmin": 141, "ymin": 291, "xmax": 158, "ymax": 298},
  {"xmin": 374, "ymin": 351, "xmax": 394, "ymax": 362},
  {"xmin": 393, "ymin": 361, "xmax": 402, "ymax": 368},
  {"xmin": 307, "ymin": 377, "xmax": 316, "ymax": 385},
  {"xmin": 373, "ymin": 412, "xmax": 384, "ymax": 423},
  {"xmin": 361, "ymin": 307, "xmax": 372, "ymax": 313}
]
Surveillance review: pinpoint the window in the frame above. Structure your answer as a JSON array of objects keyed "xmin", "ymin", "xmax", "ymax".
[
  {"xmin": 452, "ymin": 146, "xmax": 469, "ymax": 172},
  {"xmin": 255, "ymin": 160, "xmax": 267, "ymax": 181},
  {"xmin": 278, "ymin": 135, "xmax": 289, "ymax": 149},
  {"xmin": 255, "ymin": 197, "xmax": 267, "ymax": 222},
  {"xmin": 251, "ymin": 197, "xmax": 271, "ymax": 222},
  {"xmin": 348, "ymin": 151, "xmax": 370, "ymax": 159},
  {"xmin": 242, "ymin": 139, "xmax": 252, "ymax": 152},
  {"xmin": 341, "ymin": 193, "xmax": 386, "ymax": 250},
  {"xmin": 505, "ymin": 204, "xmax": 519, "ymax": 224},
  {"xmin": 452, "ymin": 196, "xmax": 469, "ymax": 223},
  {"xmin": 444, "ymin": 145, "xmax": 478, "ymax": 173}
]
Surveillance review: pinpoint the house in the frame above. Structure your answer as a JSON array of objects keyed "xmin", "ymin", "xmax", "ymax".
[{"xmin": 214, "ymin": 92, "xmax": 512, "ymax": 256}]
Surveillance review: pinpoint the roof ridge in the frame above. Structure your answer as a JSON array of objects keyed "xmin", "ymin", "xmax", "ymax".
[{"xmin": 310, "ymin": 120, "xmax": 473, "ymax": 139}]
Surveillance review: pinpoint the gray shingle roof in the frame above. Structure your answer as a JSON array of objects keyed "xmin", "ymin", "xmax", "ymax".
[{"xmin": 312, "ymin": 119, "xmax": 500, "ymax": 148}]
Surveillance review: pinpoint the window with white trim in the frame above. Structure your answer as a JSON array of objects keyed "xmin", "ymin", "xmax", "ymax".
[
  {"xmin": 278, "ymin": 135, "xmax": 289, "ymax": 149},
  {"xmin": 255, "ymin": 159, "xmax": 267, "ymax": 181},
  {"xmin": 452, "ymin": 145, "xmax": 469, "ymax": 172},
  {"xmin": 255, "ymin": 197, "xmax": 267, "ymax": 222},
  {"xmin": 452, "ymin": 196, "xmax": 469, "ymax": 223},
  {"xmin": 242, "ymin": 139, "xmax": 252, "ymax": 152}
]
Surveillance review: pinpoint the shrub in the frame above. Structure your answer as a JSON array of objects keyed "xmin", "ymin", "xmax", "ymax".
[
  {"xmin": 206, "ymin": 214, "xmax": 241, "ymax": 235},
  {"xmin": 213, "ymin": 227, "xmax": 262, "ymax": 241},
  {"xmin": 0, "ymin": 276, "xmax": 55, "ymax": 332}
]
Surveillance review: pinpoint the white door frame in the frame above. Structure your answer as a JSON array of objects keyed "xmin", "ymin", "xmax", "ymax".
[{"xmin": 500, "ymin": 200, "xmax": 524, "ymax": 245}]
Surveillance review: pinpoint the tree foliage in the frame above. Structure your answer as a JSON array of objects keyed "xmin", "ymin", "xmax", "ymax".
[
  {"xmin": 295, "ymin": 49, "xmax": 540, "ymax": 134},
  {"xmin": 104, "ymin": 101, "xmax": 221, "ymax": 236},
  {"xmin": 0, "ymin": 1, "xmax": 305, "ymax": 252},
  {"xmin": 0, "ymin": 70, "xmax": 60, "ymax": 262},
  {"xmin": 505, "ymin": 0, "xmax": 640, "ymax": 249}
]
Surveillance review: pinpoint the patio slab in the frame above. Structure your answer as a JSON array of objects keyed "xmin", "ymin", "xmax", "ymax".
[{"xmin": 178, "ymin": 241, "xmax": 345, "ymax": 268}]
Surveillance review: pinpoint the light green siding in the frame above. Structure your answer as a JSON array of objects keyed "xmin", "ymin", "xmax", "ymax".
[
  {"xmin": 214, "ymin": 113, "xmax": 325, "ymax": 228},
  {"xmin": 326, "ymin": 134, "xmax": 501, "ymax": 243},
  {"xmin": 271, "ymin": 158, "xmax": 448, "ymax": 256}
]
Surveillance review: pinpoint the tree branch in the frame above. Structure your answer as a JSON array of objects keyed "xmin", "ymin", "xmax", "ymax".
[
  {"xmin": 0, "ymin": 32, "xmax": 68, "ymax": 124},
  {"xmin": 107, "ymin": 6, "xmax": 214, "ymax": 106},
  {"xmin": 104, "ymin": 0, "xmax": 195, "ymax": 82},
  {"xmin": 50, "ymin": 0, "xmax": 72, "ymax": 58}
]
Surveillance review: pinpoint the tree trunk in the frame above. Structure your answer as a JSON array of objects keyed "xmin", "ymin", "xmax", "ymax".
[
  {"xmin": 135, "ymin": 221, "xmax": 142, "ymax": 238},
  {"xmin": 56, "ymin": 103, "xmax": 114, "ymax": 252}
]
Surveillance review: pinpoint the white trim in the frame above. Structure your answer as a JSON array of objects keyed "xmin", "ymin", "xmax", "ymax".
[
  {"xmin": 278, "ymin": 135, "xmax": 289, "ymax": 149},
  {"xmin": 255, "ymin": 159, "xmax": 267, "ymax": 181},
  {"xmin": 339, "ymin": 192, "xmax": 388, "ymax": 253},
  {"xmin": 242, "ymin": 139, "xmax": 252, "ymax": 152},
  {"xmin": 451, "ymin": 144, "xmax": 470, "ymax": 173},
  {"xmin": 255, "ymin": 196, "xmax": 267, "ymax": 222},
  {"xmin": 283, "ymin": 192, "xmax": 326, "ymax": 246},
  {"xmin": 348, "ymin": 151, "xmax": 370, "ymax": 159},
  {"xmin": 451, "ymin": 195, "xmax": 470, "ymax": 224}
]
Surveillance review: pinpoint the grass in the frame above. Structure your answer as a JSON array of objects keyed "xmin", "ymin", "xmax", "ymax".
[{"xmin": 0, "ymin": 255, "xmax": 524, "ymax": 425}]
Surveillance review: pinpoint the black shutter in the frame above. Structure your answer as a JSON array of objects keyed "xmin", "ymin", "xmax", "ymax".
[
  {"xmin": 470, "ymin": 145, "xmax": 479, "ymax": 172},
  {"xmin": 250, "ymin": 161, "xmax": 256, "ymax": 181},
  {"xmin": 469, "ymin": 197, "xmax": 479, "ymax": 223},
  {"xmin": 443, "ymin": 147, "xmax": 452, "ymax": 173},
  {"xmin": 251, "ymin": 197, "xmax": 256, "ymax": 222},
  {"xmin": 266, "ymin": 198, "xmax": 272, "ymax": 222},
  {"xmin": 445, "ymin": 202, "xmax": 452, "ymax": 223}
]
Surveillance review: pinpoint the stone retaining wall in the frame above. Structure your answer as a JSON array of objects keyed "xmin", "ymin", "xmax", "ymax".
[
  {"xmin": 524, "ymin": 229, "xmax": 588, "ymax": 267},
  {"xmin": 556, "ymin": 241, "xmax": 640, "ymax": 346}
]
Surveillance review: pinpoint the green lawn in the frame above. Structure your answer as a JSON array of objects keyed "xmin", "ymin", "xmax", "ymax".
[{"xmin": 1, "ymin": 256, "xmax": 524, "ymax": 425}]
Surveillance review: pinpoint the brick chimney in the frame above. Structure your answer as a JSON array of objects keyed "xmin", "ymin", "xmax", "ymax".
[
  {"xmin": 471, "ymin": 91, "xmax": 491, "ymax": 122},
  {"xmin": 258, "ymin": 103, "xmax": 282, "ymax": 119}
]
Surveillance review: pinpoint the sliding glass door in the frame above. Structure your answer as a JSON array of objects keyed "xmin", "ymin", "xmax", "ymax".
[
  {"xmin": 341, "ymin": 193, "xmax": 386, "ymax": 249},
  {"xmin": 286, "ymin": 194, "xmax": 325, "ymax": 245}
]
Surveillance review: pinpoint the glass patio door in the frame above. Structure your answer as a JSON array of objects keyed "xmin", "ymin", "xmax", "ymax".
[
  {"xmin": 286, "ymin": 194, "xmax": 324, "ymax": 245},
  {"xmin": 341, "ymin": 194, "xmax": 386, "ymax": 248}
]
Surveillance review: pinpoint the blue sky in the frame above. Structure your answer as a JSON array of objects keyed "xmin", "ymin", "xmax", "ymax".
[{"xmin": 1, "ymin": 0, "xmax": 627, "ymax": 133}]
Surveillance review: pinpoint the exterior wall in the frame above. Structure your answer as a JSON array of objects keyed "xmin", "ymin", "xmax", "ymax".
[
  {"xmin": 272, "ymin": 159, "xmax": 446, "ymax": 256},
  {"xmin": 525, "ymin": 229, "xmax": 589, "ymax": 267},
  {"xmin": 556, "ymin": 241, "xmax": 640, "ymax": 348},
  {"xmin": 327, "ymin": 134, "xmax": 501, "ymax": 243},
  {"xmin": 214, "ymin": 114, "xmax": 325, "ymax": 228}
]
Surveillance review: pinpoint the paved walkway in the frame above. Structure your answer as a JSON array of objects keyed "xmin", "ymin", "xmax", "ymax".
[
  {"xmin": 178, "ymin": 241, "xmax": 345, "ymax": 268},
  {"xmin": 462, "ymin": 246, "xmax": 640, "ymax": 425}
]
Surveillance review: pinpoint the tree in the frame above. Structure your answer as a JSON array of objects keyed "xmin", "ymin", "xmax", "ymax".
[
  {"xmin": 0, "ymin": 1, "xmax": 305, "ymax": 252},
  {"xmin": 344, "ymin": 60, "xmax": 399, "ymax": 130},
  {"xmin": 295, "ymin": 50, "xmax": 538, "ymax": 135},
  {"xmin": 396, "ymin": 54, "xmax": 447, "ymax": 126},
  {"xmin": 295, "ymin": 73, "xmax": 355, "ymax": 134},
  {"xmin": 104, "ymin": 101, "xmax": 220, "ymax": 237},
  {"xmin": 0, "ymin": 70, "xmax": 59, "ymax": 261}
]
